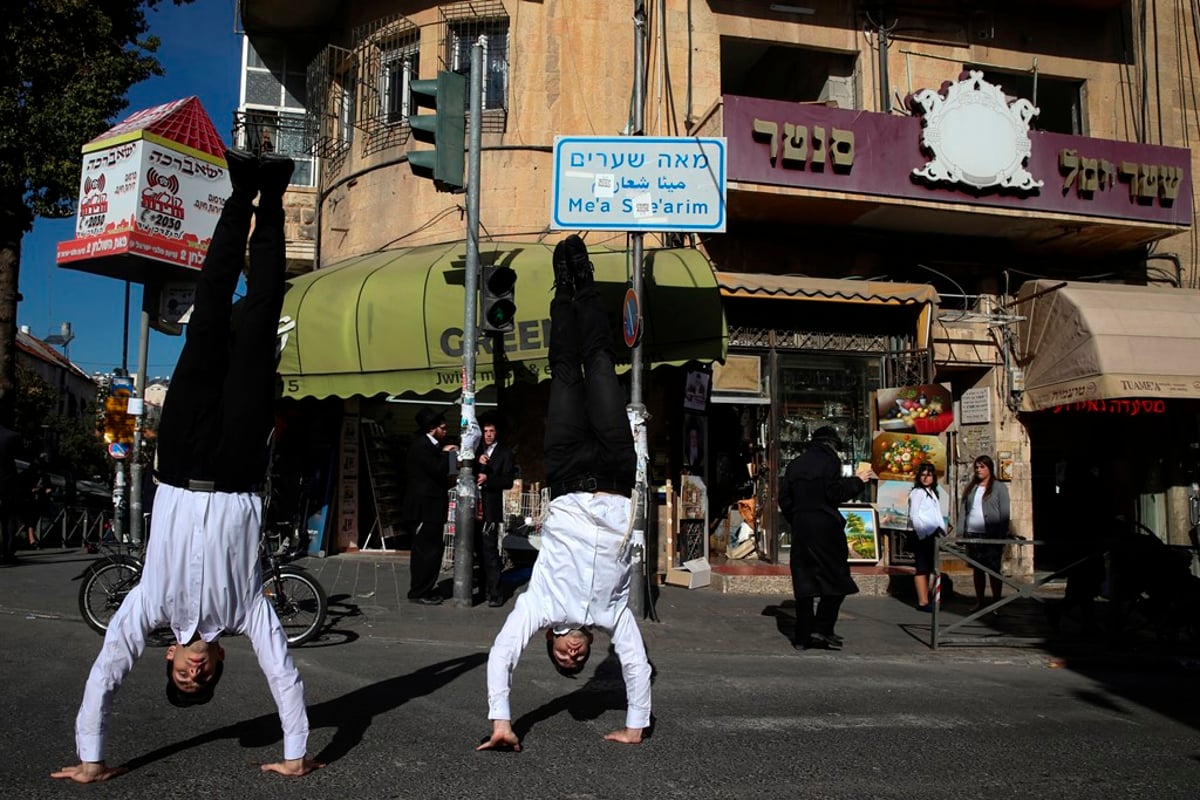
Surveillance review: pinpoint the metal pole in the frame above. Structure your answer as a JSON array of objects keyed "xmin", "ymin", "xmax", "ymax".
[
  {"xmin": 128, "ymin": 287, "xmax": 153, "ymax": 546},
  {"xmin": 626, "ymin": 1, "xmax": 648, "ymax": 619},
  {"xmin": 877, "ymin": 4, "xmax": 891, "ymax": 113},
  {"xmin": 453, "ymin": 41, "xmax": 485, "ymax": 607}
]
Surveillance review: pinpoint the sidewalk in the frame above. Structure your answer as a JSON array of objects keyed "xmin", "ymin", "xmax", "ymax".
[{"xmin": 3, "ymin": 547, "xmax": 1196, "ymax": 669}]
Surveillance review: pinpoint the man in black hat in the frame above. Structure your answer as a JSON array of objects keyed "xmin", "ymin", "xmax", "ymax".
[
  {"xmin": 778, "ymin": 426, "xmax": 875, "ymax": 651},
  {"xmin": 404, "ymin": 407, "xmax": 458, "ymax": 604}
]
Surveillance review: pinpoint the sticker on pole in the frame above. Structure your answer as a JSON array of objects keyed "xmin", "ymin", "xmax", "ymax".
[
  {"xmin": 108, "ymin": 442, "xmax": 129, "ymax": 460},
  {"xmin": 622, "ymin": 287, "xmax": 641, "ymax": 348}
]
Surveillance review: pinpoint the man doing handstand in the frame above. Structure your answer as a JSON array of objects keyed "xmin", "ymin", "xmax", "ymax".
[
  {"xmin": 53, "ymin": 150, "xmax": 321, "ymax": 782},
  {"xmin": 477, "ymin": 235, "xmax": 651, "ymax": 751}
]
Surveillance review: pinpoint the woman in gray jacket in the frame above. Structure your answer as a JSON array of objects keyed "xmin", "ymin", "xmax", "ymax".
[{"xmin": 962, "ymin": 455, "xmax": 1010, "ymax": 612}]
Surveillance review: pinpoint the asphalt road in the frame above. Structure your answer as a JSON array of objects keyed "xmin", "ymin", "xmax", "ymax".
[{"xmin": 3, "ymin": 552, "xmax": 1200, "ymax": 798}]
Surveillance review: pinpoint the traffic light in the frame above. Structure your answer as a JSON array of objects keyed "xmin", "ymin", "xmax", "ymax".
[
  {"xmin": 408, "ymin": 70, "xmax": 466, "ymax": 191},
  {"xmin": 480, "ymin": 264, "xmax": 517, "ymax": 333},
  {"xmin": 103, "ymin": 388, "xmax": 135, "ymax": 446}
]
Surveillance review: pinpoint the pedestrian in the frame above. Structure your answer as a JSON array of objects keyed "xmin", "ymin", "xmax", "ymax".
[
  {"xmin": 0, "ymin": 424, "xmax": 20, "ymax": 564},
  {"xmin": 403, "ymin": 406, "xmax": 457, "ymax": 605},
  {"xmin": 962, "ymin": 454, "xmax": 1010, "ymax": 612},
  {"xmin": 477, "ymin": 234, "xmax": 651, "ymax": 751},
  {"xmin": 474, "ymin": 414, "xmax": 515, "ymax": 607},
  {"xmin": 53, "ymin": 149, "xmax": 321, "ymax": 783},
  {"xmin": 21, "ymin": 454, "xmax": 53, "ymax": 548},
  {"xmin": 778, "ymin": 426, "xmax": 875, "ymax": 651},
  {"xmin": 907, "ymin": 462, "xmax": 946, "ymax": 612}
]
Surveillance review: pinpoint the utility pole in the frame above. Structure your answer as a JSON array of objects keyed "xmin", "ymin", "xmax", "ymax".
[
  {"xmin": 127, "ymin": 286, "xmax": 152, "ymax": 545},
  {"xmin": 452, "ymin": 39, "xmax": 485, "ymax": 607},
  {"xmin": 626, "ymin": 0, "xmax": 649, "ymax": 619}
]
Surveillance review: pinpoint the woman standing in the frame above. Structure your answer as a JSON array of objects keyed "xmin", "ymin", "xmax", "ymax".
[
  {"xmin": 962, "ymin": 455, "xmax": 1010, "ymax": 612},
  {"xmin": 907, "ymin": 462, "xmax": 945, "ymax": 612}
]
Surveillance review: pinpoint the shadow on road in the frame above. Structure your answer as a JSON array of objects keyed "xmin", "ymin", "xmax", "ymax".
[
  {"xmin": 509, "ymin": 648, "xmax": 658, "ymax": 744},
  {"xmin": 118, "ymin": 652, "xmax": 487, "ymax": 773}
]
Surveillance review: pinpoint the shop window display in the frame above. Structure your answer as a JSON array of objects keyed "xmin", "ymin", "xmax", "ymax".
[{"xmin": 776, "ymin": 355, "xmax": 881, "ymax": 552}]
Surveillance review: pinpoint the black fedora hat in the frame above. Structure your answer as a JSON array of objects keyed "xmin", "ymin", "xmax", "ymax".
[
  {"xmin": 810, "ymin": 425, "xmax": 843, "ymax": 450},
  {"xmin": 415, "ymin": 407, "xmax": 446, "ymax": 433}
]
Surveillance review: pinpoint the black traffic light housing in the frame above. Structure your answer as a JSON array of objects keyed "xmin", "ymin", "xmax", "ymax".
[
  {"xmin": 480, "ymin": 265, "xmax": 517, "ymax": 333},
  {"xmin": 408, "ymin": 70, "xmax": 466, "ymax": 191}
]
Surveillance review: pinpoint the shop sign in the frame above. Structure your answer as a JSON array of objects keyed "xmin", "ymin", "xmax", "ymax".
[
  {"xmin": 551, "ymin": 136, "xmax": 727, "ymax": 231},
  {"xmin": 724, "ymin": 92, "xmax": 1192, "ymax": 226},
  {"xmin": 1049, "ymin": 398, "xmax": 1168, "ymax": 416}
]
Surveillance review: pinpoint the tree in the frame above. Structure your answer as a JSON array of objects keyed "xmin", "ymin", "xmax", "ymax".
[
  {"xmin": 0, "ymin": 0, "xmax": 192, "ymax": 426},
  {"xmin": 13, "ymin": 364, "xmax": 107, "ymax": 480}
]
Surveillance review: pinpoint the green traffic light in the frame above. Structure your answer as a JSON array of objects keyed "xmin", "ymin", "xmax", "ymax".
[{"xmin": 485, "ymin": 300, "xmax": 517, "ymax": 328}]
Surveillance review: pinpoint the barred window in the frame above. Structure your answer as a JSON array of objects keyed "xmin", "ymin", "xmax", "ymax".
[
  {"xmin": 450, "ymin": 22, "xmax": 509, "ymax": 113},
  {"xmin": 382, "ymin": 38, "xmax": 419, "ymax": 124}
]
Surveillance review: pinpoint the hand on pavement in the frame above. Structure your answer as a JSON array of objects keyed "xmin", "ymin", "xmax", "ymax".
[
  {"xmin": 51, "ymin": 761, "xmax": 127, "ymax": 783},
  {"xmin": 261, "ymin": 756, "xmax": 325, "ymax": 777},
  {"xmin": 476, "ymin": 720, "xmax": 521, "ymax": 751}
]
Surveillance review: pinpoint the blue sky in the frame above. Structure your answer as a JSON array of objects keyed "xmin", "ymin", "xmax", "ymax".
[{"xmin": 17, "ymin": 1, "xmax": 243, "ymax": 380}]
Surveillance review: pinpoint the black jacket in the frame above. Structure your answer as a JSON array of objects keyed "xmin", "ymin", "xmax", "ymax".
[
  {"xmin": 778, "ymin": 442, "xmax": 866, "ymax": 597},
  {"xmin": 474, "ymin": 442, "xmax": 515, "ymax": 523},
  {"xmin": 402, "ymin": 434, "xmax": 451, "ymax": 524}
]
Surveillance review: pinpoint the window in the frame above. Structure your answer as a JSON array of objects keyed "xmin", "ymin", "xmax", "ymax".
[
  {"xmin": 720, "ymin": 38, "xmax": 859, "ymax": 109},
  {"xmin": 965, "ymin": 66, "xmax": 1084, "ymax": 135},
  {"xmin": 244, "ymin": 37, "xmax": 307, "ymax": 110},
  {"xmin": 450, "ymin": 22, "xmax": 509, "ymax": 113},
  {"xmin": 381, "ymin": 38, "xmax": 419, "ymax": 124},
  {"xmin": 240, "ymin": 35, "xmax": 314, "ymax": 186}
]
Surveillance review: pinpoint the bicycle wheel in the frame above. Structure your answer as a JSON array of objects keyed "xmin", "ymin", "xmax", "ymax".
[
  {"xmin": 262, "ymin": 566, "xmax": 328, "ymax": 646},
  {"xmin": 78, "ymin": 556, "xmax": 142, "ymax": 635}
]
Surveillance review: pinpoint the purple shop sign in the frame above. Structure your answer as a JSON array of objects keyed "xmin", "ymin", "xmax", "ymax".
[{"xmin": 723, "ymin": 94, "xmax": 1192, "ymax": 227}]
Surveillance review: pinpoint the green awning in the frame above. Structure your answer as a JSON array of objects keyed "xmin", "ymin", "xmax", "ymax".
[{"xmin": 277, "ymin": 241, "xmax": 727, "ymax": 399}]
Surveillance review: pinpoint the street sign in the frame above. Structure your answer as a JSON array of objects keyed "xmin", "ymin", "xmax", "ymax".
[
  {"xmin": 551, "ymin": 136, "xmax": 727, "ymax": 232},
  {"xmin": 622, "ymin": 287, "xmax": 641, "ymax": 348},
  {"xmin": 108, "ymin": 442, "xmax": 129, "ymax": 460}
]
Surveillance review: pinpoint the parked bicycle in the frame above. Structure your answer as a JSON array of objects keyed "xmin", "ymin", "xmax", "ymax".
[{"xmin": 77, "ymin": 525, "xmax": 329, "ymax": 646}]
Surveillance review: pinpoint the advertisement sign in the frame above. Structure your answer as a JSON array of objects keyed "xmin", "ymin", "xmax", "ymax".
[
  {"xmin": 58, "ymin": 138, "xmax": 229, "ymax": 274},
  {"xmin": 551, "ymin": 136, "xmax": 727, "ymax": 231}
]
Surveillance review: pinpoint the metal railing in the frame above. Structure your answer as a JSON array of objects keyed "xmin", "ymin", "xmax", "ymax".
[
  {"xmin": 24, "ymin": 505, "xmax": 115, "ymax": 550},
  {"xmin": 929, "ymin": 536, "xmax": 1090, "ymax": 649},
  {"xmin": 231, "ymin": 109, "xmax": 316, "ymax": 187}
]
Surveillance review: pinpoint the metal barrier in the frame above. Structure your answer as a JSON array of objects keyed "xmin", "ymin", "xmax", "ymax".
[
  {"xmin": 27, "ymin": 505, "xmax": 114, "ymax": 550},
  {"xmin": 930, "ymin": 536, "xmax": 1092, "ymax": 649},
  {"xmin": 440, "ymin": 489, "xmax": 547, "ymax": 572}
]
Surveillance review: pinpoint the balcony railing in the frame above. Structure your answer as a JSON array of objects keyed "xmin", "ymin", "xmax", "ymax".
[{"xmin": 231, "ymin": 109, "xmax": 315, "ymax": 187}]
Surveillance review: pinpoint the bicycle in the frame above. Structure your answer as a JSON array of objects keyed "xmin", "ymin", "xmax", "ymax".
[{"xmin": 77, "ymin": 517, "xmax": 329, "ymax": 647}]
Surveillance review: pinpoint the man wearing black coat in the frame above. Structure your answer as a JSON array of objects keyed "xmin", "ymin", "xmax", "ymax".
[
  {"xmin": 474, "ymin": 416, "xmax": 515, "ymax": 606},
  {"xmin": 404, "ymin": 407, "xmax": 457, "ymax": 605},
  {"xmin": 778, "ymin": 426, "xmax": 874, "ymax": 651}
]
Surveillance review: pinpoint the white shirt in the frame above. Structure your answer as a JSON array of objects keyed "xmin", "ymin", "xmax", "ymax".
[
  {"xmin": 908, "ymin": 486, "xmax": 945, "ymax": 540},
  {"xmin": 967, "ymin": 485, "xmax": 987, "ymax": 533},
  {"xmin": 486, "ymin": 491, "xmax": 652, "ymax": 729},
  {"xmin": 75, "ymin": 483, "xmax": 309, "ymax": 763}
]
